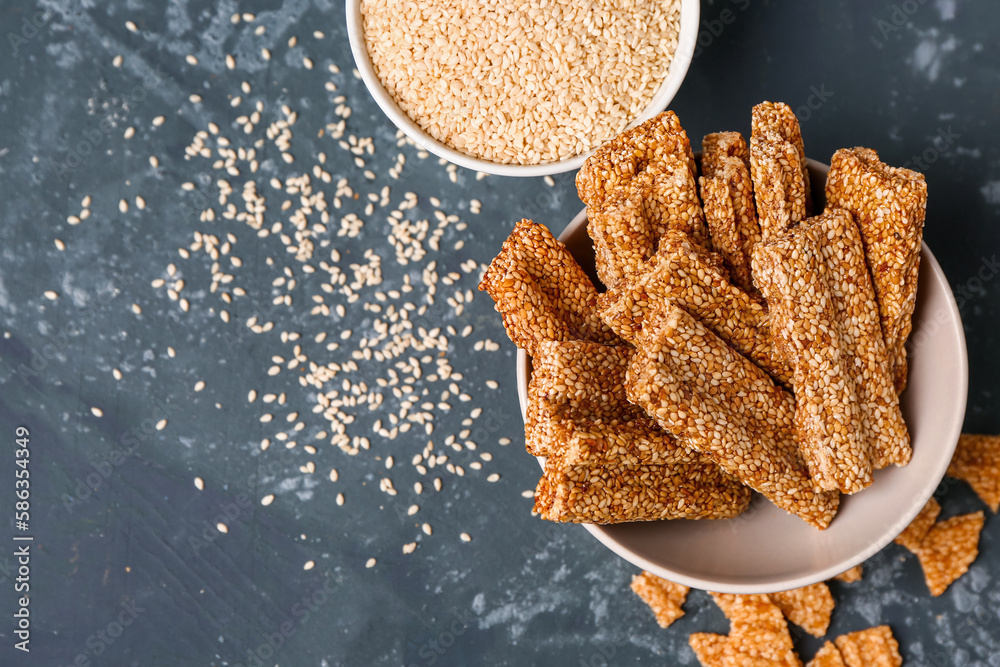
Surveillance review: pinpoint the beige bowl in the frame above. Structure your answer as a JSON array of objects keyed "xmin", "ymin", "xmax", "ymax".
[
  {"xmin": 516, "ymin": 159, "xmax": 968, "ymax": 593},
  {"xmin": 345, "ymin": 0, "xmax": 701, "ymax": 177}
]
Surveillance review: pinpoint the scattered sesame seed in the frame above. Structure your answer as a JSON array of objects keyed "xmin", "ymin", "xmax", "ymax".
[
  {"xmin": 194, "ymin": 477, "xmax": 205, "ymax": 490},
  {"xmin": 402, "ymin": 542, "xmax": 417, "ymax": 554},
  {"xmin": 152, "ymin": 115, "xmax": 165, "ymax": 127},
  {"xmin": 43, "ymin": 290, "xmax": 58, "ymax": 301},
  {"xmin": 156, "ymin": 419, "xmax": 167, "ymax": 430},
  {"xmin": 131, "ymin": 303, "xmax": 142, "ymax": 315},
  {"xmin": 303, "ymin": 560, "xmax": 315, "ymax": 570},
  {"xmin": 125, "ymin": 20, "xmax": 138, "ymax": 32},
  {"xmin": 336, "ymin": 493, "xmax": 345, "ymax": 506},
  {"xmin": 407, "ymin": 504, "xmax": 419, "ymax": 516},
  {"xmin": 119, "ymin": 199, "xmax": 129, "ymax": 213},
  {"xmin": 91, "ymin": 407, "xmax": 103, "ymax": 417},
  {"xmin": 365, "ymin": 558, "xmax": 376, "ymax": 568},
  {"xmin": 194, "ymin": 381, "xmax": 206, "ymax": 392},
  {"xmin": 460, "ymin": 532, "xmax": 472, "ymax": 542},
  {"xmin": 217, "ymin": 523, "xmax": 229, "ymax": 534},
  {"xmin": 421, "ymin": 523, "xmax": 432, "ymax": 535},
  {"xmin": 186, "ymin": 54, "xmax": 198, "ymax": 66},
  {"xmin": 487, "ymin": 473, "xmax": 500, "ymax": 483}
]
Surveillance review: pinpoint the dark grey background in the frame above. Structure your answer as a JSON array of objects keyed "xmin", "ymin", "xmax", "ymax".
[{"xmin": 1, "ymin": 0, "xmax": 998, "ymax": 665}]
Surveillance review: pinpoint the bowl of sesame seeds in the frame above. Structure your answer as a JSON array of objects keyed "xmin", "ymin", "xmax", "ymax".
[
  {"xmin": 346, "ymin": 0, "xmax": 700, "ymax": 176},
  {"xmin": 515, "ymin": 159, "xmax": 969, "ymax": 593}
]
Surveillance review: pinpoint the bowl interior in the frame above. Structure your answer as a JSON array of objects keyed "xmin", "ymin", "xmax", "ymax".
[
  {"xmin": 516, "ymin": 160, "xmax": 968, "ymax": 593},
  {"xmin": 345, "ymin": 0, "xmax": 701, "ymax": 177}
]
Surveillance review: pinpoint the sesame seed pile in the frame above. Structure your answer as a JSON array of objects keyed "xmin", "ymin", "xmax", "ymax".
[
  {"xmin": 171, "ymin": 117, "xmax": 502, "ymax": 552},
  {"xmin": 63, "ymin": 11, "xmax": 540, "ymax": 563},
  {"xmin": 361, "ymin": 0, "xmax": 682, "ymax": 165}
]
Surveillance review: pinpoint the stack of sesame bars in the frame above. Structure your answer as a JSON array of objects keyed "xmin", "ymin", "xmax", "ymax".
[{"xmin": 480, "ymin": 103, "xmax": 928, "ymax": 530}]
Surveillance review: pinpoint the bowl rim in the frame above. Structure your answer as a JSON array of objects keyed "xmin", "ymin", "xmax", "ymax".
[
  {"xmin": 515, "ymin": 159, "xmax": 969, "ymax": 592},
  {"xmin": 345, "ymin": 0, "xmax": 701, "ymax": 177}
]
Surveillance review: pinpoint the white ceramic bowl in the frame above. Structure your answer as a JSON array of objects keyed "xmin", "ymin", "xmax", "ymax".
[
  {"xmin": 345, "ymin": 0, "xmax": 701, "ymax": 177},
  {"xmin": 516, "ymin": 159, "xmax": 968, "ymax": 593}
]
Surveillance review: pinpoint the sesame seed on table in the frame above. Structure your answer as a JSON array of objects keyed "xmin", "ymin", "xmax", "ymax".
[{"xmin": 2, "ymin": 1, "xmax": 1000, "ymax": 665}]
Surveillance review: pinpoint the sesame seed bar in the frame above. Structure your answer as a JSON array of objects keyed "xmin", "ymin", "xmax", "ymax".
[
  {"xmin": 947, "ymin": 433, "xmax": 1000, "ymax": 512},
  {"xmin": 750, "ymin": 132, "xmax": 809, "ymax": 240},
  {"xmin": 525, "ymin": 341, "xmax": 640, "ymax": 456},
  {"xmin": 699, "ymin": 155, "xmax": 762, "ymax": 293},
  {"xmin": 549, "ymin": 420, "xmax": 707, "ymax": 467},
  {"xmin": 587, "ymin": 174, "xmax": 657, "ymax": 288},
  {"xmin": 753, "ymin": 210, "xmax": 910, "ymax": 492},
  {"xmin": 689, "ymin": 633, "xmax": 730, "ymax": 667},
  {"xmin": 825, "ymin": 147, "xmax": 927, "ymax": 392},
  {"xmin": 645, "ymin": 156, "xmax": 710, "ymax": 248},
  {"xmin": 754, "ymin": 222, "xmax": 870, "ymax": 493},
  {"xmin": 915, "ymin": 510, "xmax": 984, "ymax": 597},
  {"xmin": 833, "ymin": 625, "xmax": 903, "ymax": 667},
  {"xmin": 478, "ymin": 219, "xmax": 619, "ymax": 356},
  {"xmin": 588, "ymin": 154, "xmax": 708, "ymax": 287},
  {"xmin": 599, "ymin": 228, "xmax": 794, "ymax": 387},
  {"xmin": 893, "ymin": 496, "xmax": 941, "ymax": 553},
  {"xmin": 709, "ymin": 594, "xmax": 803, "ymax": 666},
  {"xmin": 832, "ymin": 564, "xmax": 863, "ymax": 584},
  {"xmin": 576, "ymin": 110, "xmax": 697, "ymax": 209},
  {"xmin": 807, "ymin": 642, "xmax": 847, "ymax": 667},
  {"xmin": 806, "ymin": 210, "xmax": 910, "ymax": 469},
  {"xmin": 752, "ymin": 101, "xmax": 812, "ymax": 214},
  {"xmin": 630, "ymin": 571, "xmax": 689, "ymax": 629},
  {"xmin": 626, "ymin": 305, "xmax": 840, "ymax": 529},
  {"xmin": 533, "ymin": 452, "xmax": 752, "ymax": 524},
  {"xmin": 525, "ymin": 340, "xmax": 698, "ymax": 464},
  {"xmin": 701, "ymin": 131, "xmax": 750, "ymax": 180},
  {"xmin": 768, "ymin": 583, "xmax": 834, "ymax": 638}
]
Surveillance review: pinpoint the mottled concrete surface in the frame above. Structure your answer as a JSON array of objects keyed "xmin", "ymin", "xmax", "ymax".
[{"xmin": 0, "ymin": 0, "xmax": 998, "ymax": 665}]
